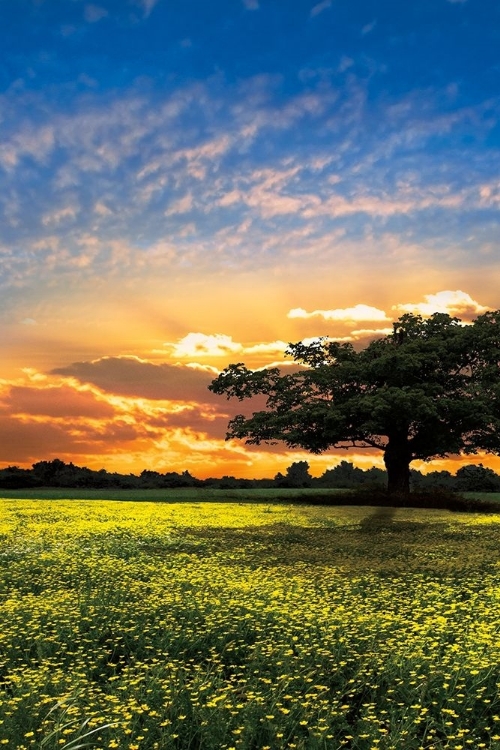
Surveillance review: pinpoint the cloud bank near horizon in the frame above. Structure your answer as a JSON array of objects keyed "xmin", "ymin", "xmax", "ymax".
[{"xmin": 0, "ymin": 289, "xmax": 497, "ymax": 477}]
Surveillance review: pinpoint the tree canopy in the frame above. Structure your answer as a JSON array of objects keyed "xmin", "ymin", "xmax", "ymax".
[{"xmin": 209, "ymin": 311, "xmax": 500, "ymax": 495}]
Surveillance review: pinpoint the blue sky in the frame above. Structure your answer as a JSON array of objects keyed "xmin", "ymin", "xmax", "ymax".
[
  {"xmin": 2, "ymin": 0, "xmax": 499, "ymax": 289},
  {"xmin": 0, "ymin": 0, "xmax": 499, "ymax": 475}
]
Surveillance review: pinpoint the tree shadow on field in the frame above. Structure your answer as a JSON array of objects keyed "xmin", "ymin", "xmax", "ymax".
[{"xmin": 359, "ymin": 506, "xmax": 397, "ymax": 533}]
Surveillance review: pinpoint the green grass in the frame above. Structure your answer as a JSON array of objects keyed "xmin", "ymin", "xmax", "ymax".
[
  {"xmin": 0, "ymin": 487, "xmax": 344, "ymax": 502},
  {"xmin": 1, "ymin": 486, "xmax": 499, "ymax": 505},
  {"xmin": 1, "ymin": 500, "xmax": 500, "ymax": 749}
]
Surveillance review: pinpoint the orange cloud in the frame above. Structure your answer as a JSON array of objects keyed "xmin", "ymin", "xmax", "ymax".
[
  {"xmin": 51, "ymin": 356, "xmax": 222, "ymax": 403},
  {"xmin": 6, "ymin": 384, "xmax": 116, "ymax": 419},
  {"xmin": 0, "ymin": 363, "xmax": 265, "ymax": 474},
  {"xmin": 3, "ymin": 364, "xmax": 500, "ymax": 479}
]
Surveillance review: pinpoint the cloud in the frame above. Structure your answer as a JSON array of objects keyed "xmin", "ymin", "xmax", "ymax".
[
  {"xmin": 361, "ymin": 20, "xmax": 376, "ymax": 35},
  {"xmin": 0, "ymin": 68, "xmax": 499, "ymax": 291},
  {"xmin": 52, "ymin": 356, "xmax": 220, "ymax": 403},
  {"xmin": 41, "ymin": 205, "xmax": 78, "ymax": 226},
  {"xmin": 84, "ymin": 5, "xmax": 108, "ymax": 23},
  {"xmin": 0, "ymin": 375, "xmax": 145, "ymax": 466},
  {"xmin": 394, "ymin": 291, "xmax": 489, "ymax": 319},
  {"xmin": 132, "ymin": 0, "xmax": 160, "ymax": 17},
  {"xmin": 94, "ymin": 202, "xmax": 113, "ymax": 216},
  {"xmin": 0, "ymin": 364, "xmax": 273, "ymax": 473},
  {"xmin": 0, "ymin": 416, "xmax": 93, "ymax": 464},
  {"xmin": 242, "ymin": 0, "xmax": 259, "ymax": 8},
  {"xmin": 7, "ymin": 384, "xmax": 116, "ymax": 419},
  {"xmin": 171, "ymin": 333, "xmax": 242, "ymax": 358},
  {"xmin": 167, "ymin": 333, "xmax": 288, "ymax": 359},
  {"xmin": 478, "ymin": 181, "xmax": 500, "ymax": 207},
  {"xmin": 310, "ymin": 1, "xmax": 332, "ymax": 18},
  {"xmin": 300, "ymin": 187, "xmax": 465, "ymax": 221},
  {"xmin": 288, "ymin": 304, "xmax": 389, "ymax": 323},
  {"xmin": 165, "ymin": 193, "xmax": 193, "ymax": 215},
  {"xmin": 216, "ymin": 166, "xmax": 322, "ymax": 218},
  {"xmin": 338, "ymin": 56, "xmax": 354, "ymax": 73}
]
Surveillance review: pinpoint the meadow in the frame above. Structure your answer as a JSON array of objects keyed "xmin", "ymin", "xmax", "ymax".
[{"xmin": 1, "ymin": 499, "xmax": 500, "ymax": 749}]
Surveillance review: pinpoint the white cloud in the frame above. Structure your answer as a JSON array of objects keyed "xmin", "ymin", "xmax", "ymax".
[
  {"xmin": 242, "ymin": 0, "xmax": 259, "ymax": 8},
  {"xmin": 361, "ymin": 20, "xmax": 376, "ymax": 35},
  {"xmin": 177, "ymin": 135, "xmax": 232, "ymax": 173},
  {"xmin": 134, "ymin": 0, "xmax": 160, "ymax": 17},
  {"xmin": 217, "ymin": 165, "xmax": 321, "ymax": 218},
  {"xmin": 310, "ymin": 1, "xmax": 332, "ymax": 18},
  {"xmin": 1, "ymin": 70, "xmax": 498, "ymax": 291},
  {"xmin": 288, "ymin": 304, "xmax": 389, "ymax": 323},
  {"xmin": 301, "ymin": 187, "xmax": 465, "ymax": 220},
  {"xmin": 478, "ymin": 181, "xmax": 500, "ymax": 207},
  {"xmin": 310, "ymin": 0, "xmax": 332, "ymax": 18},
  {"xmin": 0, "ymin": 143, "xmax": 18, "ymax": 170},
  {"xmin": 165, "ymin": 193, "xmax": 193, "ymax": 216},
  {"xmin": 84, "ymin": 5, "xmax": 108, "ymax": 23},
  {"xmin": 94, "ymin": 202, "xmax": 113, "ymax": 216},
  {"xmin": 41, "ymin": 206, "xmax": 78, "ymax": 226},
  {"xmin": 167, "ymin": 334, "xmax": 288, "ymax": 359},
  {"xmin": 170, "ymin": 333, "xmax": 243, "ymax": 358},
  {"xmin": 338, "ymin": 56, "xmax": 354, "ymax": 73},
  {"xmin": 254, "ymin": 193, "xmax": 308, "ymax": 218},
  {"xmin": 218, "ymin": 190, "xmax": 241, "ymax": 207},
  {"xmin": 394, "ymin": 291, "xmax": 489, "ymax": 319}
]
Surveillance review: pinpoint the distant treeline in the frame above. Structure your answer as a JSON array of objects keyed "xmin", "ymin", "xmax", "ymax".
[{"xmin": 1, "ymin": 458, "xmax": 500, "ymax": 492}]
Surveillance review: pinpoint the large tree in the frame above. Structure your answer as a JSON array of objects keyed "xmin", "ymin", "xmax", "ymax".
[{"xmin": 209, "ymin": 311, "xmax": 500, "ymax": 495}]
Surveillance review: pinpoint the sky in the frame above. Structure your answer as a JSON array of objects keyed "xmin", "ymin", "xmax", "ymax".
[{"xmin": 1, "ymin": 0, "xmax": 499, "ymax": 478}]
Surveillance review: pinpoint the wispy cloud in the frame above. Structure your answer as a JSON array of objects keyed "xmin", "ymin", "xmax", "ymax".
[
  {"xmin": 41, "ymin": 205, "xmax": 79, "ymax": 227},
  {"xmin": 0, "ymin": 71, "xmax": 498, "ymax": 293},
  {"xmin": 310, "ymin": 1, "xmax": 332, "ymax": 18},
  {"xmin": 132, "ymin": 0, "xmax": 160, "ymax": 17},
  {"xmin": 165, "ymin": 193, "xmax": 194, "ymax": 216},
  {"xmin": 361, "ymin": 19, "xmax": 376, "ymax": 35},
  {"xmin": 84, "ymin": 5, "xmax": 108, "ymax": 23}
]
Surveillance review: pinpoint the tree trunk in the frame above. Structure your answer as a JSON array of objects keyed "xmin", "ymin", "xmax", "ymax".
[{"xmin": 383, "ymin": 438, "xmax": 412, "ymax": 495}]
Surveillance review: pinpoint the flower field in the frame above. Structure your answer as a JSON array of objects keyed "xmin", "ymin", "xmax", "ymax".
[{"xmin": 1, "ymin": 500, "xmax": 500, "ymax": 749}]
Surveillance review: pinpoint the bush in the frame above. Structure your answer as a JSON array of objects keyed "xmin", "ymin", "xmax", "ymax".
[{"xmin": 287, "ymin": 487, "xmax": 500, "ymax": 513}]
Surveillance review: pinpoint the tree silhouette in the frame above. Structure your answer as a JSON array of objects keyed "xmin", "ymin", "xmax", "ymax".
[{"xmin": 209, "ymin": 311, "xmax": 500, "ymax": 496}]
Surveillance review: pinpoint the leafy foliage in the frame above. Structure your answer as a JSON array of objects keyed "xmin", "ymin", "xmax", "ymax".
[{"xmin": 210, "ymin": 312, "xmax": 500, "ymax": 493}]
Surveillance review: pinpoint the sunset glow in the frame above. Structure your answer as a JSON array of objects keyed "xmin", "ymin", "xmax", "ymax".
[{"xmin": 1, "ymin": 0, "xmax": 499, "ymax": 478}]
